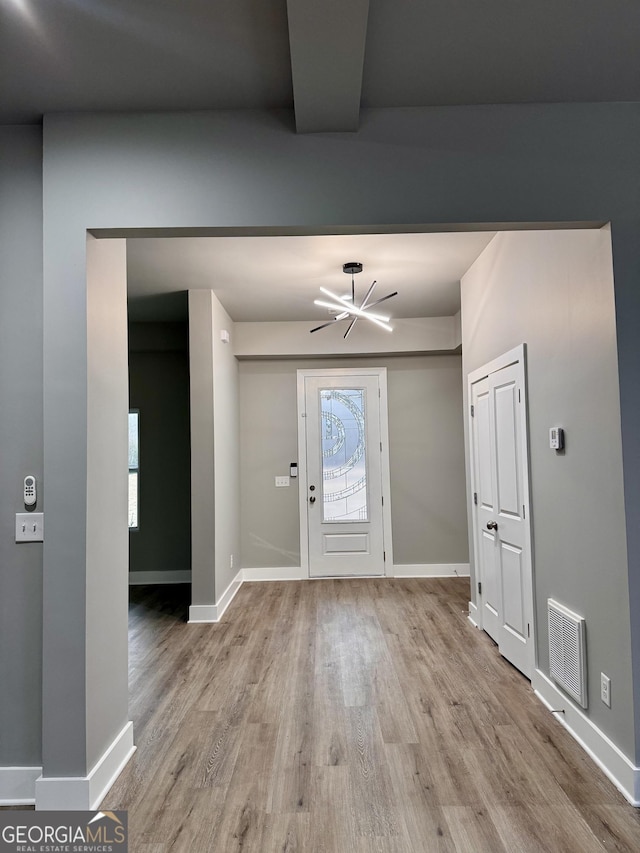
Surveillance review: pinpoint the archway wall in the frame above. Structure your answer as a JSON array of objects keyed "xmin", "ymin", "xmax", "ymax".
[
  {"xmin": 461, "ymin": 227, "xmax": 630, "ymax": 757},
  {"xmin": 40, "ymin": 104, "xmax": 640, "ymax": 781}
]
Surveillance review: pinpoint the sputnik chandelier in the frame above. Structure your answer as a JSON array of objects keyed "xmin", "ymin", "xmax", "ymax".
[{"xmin": 310, "ymin": 262, "xmax": 398, "ymax": 339}]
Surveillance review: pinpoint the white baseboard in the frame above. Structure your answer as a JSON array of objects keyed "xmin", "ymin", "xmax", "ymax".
[
  {"xmin": 468, "ymin": 600, "xmax": 480, "ymax": 628},
  {"xmin": 35, "ymin": 721, "xmax": 135, "ymax": 811},
  {"xmin": 242, "ymin": 566, "xmax": 306, "ymax": 582},
  {"xmin": 532, "ymin": 669, "xmax": 640, "ymax": 807},
  {"xmin": 0, "ymin": 765, "xmax": 42, "ymax": 805},
  {"xmin": 393, "ymin": 563, "xmax": 470, "ymax": 578},
  {"xmin": 241, "ymin": 566, "xmax": 470, "ymax": 581},
  {"xmin": 188, "ymin": 570, "xmax": 243, "ymax": 623},
  {"xmin": 129, "ymin": 570, "xmax": 191, "ymax": 585}
]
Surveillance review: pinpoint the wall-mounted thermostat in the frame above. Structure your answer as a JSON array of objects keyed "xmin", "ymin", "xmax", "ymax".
[{"xmin": 549, "ymin": 427, "xmax": 564, "ymax": 450}]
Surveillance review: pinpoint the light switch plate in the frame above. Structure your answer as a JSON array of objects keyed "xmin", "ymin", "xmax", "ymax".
[
  {"xmin": 275, "ymin": 476, "xmax": 290, "ymax": 488},
  {"xmin": 16, "ymin": 512, "xmax": 44, "ymax": 542}
]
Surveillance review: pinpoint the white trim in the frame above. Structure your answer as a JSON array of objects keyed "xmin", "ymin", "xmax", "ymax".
[
  {"xmin": 533, "ymin": 669, "xmax": 640, "ymax": 807},
  {"xmin": 129, "ymin": 570, "xmax": 192, "ymax": 585},
  {"xmin": 296, "ymin": 367, "xmax": 393, "ymax": 579},
  {"xmin": 35, "ymin": 721, "xmax": 135, "ymax": 810},
  {"xmin": 378, "ymin": 374, "xmax": 394, "ymax": 571},
  {"xmin": 188, "ymin": 603, "xmax": 219, "ymax": 622},
  {"xmin": 188, "ymin": 570, "xmax": 243, "ymax": 623},
  {"xmin": 0, "ymin": 766, "xmax": 42, "ymax": 805},
  {"xmin": 242, "ymin": 566, "xmax": 306, "ymax": 581},
  {"xmin": 467, "ymin": 343, "xmax": 525, "ymax": 385},
  {"xmin": 392, "ymin": 563, "xmax": 470, "ymax": 578},
  {"xmin": 468, "ymin": 600, "xmax": 480, "ymax": 628},
  {"xmin": 242, "ymin": 566, "xmax": 470, "ymax": 581}
]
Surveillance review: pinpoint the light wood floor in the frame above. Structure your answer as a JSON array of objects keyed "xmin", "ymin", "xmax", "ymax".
[{"xmin": 103, "ymin": 579, "xmax": 640, "ymax": 852}]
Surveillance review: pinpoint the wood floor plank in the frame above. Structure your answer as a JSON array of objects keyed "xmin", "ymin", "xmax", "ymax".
[
  {"xmin": 305, "ymin": 765, "xmax": 358, "ymax": 853},
  {"xmin": 266, "ymin": 582, "xmax": 317, "ymax": 815},
  {"xmin": 490, "ymin": 803, "xmax": 606, "ymax": 853},
  {"xmin": 99, "ymin": 578, "xmax": 640, "ymax": 853},
  {"xmin": 442, "ymin": 805, "xmax": 507, "ymax": 853},
  {"xmin": 345, "ymin": 704, "xmax": 402, "ymax": 838},
  {"xmin": 582, "ymin": 804, "xmax": 640, "ymax": 851}
]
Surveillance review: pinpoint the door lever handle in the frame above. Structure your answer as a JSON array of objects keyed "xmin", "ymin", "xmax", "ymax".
[
  {"xmin": 309, "ymin": 496, "xmax": 316, "ymax": 504},
  {"xmin": 486, "ymin": 521, "xmax": 498, "ymax": 530}
]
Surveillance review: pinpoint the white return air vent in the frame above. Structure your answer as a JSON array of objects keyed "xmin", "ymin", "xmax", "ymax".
[{"xmin": 548, "ymin": 599, "xmax": 588, "ymax": 709}]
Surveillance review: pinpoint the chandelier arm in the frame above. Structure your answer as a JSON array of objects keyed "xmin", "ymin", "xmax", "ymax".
[
  {"xmin": 362, "ymin": 291, "xmax": 398, "ymax": 309},
  {"xmin": 343, "ymin": 316, "xmax": 358, "ymax": 339},
  {"xmin": 359, "ymin": 280, "xmax": 378, "ymax": 310},
  {"xmin": 310, "ymin": 317, "xmax": 343, "ymax": 333}
]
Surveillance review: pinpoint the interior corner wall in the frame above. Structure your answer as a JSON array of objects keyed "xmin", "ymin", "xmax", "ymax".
[
  {"xmin": 238, "ymin": 355, "xmax": 468, "ymax": 569},
  {"xmin": 85, "ymin": 236, "xmax": 130, "ymax": 771},
  {"xmin": 211, "ymin": 296, "xmax": 240, "ymax": 598},
  {"xmin": 188, "ymin": 292, "xmax": 216, "ymax": 604},
  {"xmin": 128, "ymin": 322, "xmax": 191, "ymax": 578},
  {"xmin": 460, "ymin": 227, "xmax": 633, "ymax": 759},
  {"xmin": 0, "ymin": 126, "xmax": 43, "ymax": 768},
  {"xmin": 188, "ymin": 293, "xmax": 240, "ymax": 606}
]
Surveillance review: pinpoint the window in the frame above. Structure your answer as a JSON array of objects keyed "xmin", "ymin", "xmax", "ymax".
[{"xmin": 128, "ymin": 410, "xmax": 139, "ymax": 530}]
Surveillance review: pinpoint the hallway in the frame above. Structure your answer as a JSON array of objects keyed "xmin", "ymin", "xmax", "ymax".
[{"xmin": 103, "ymin": 579, "xmax": 640, "ymax": 851}]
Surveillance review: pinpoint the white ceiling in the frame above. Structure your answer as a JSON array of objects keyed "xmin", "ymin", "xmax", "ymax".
[
  {"xmin": 126, "ymin": 231, "xmax": 496, "ymax": 322},
  {"xmin": 2, "ymin": 1, "xmax": 640, "ymax": 128}
]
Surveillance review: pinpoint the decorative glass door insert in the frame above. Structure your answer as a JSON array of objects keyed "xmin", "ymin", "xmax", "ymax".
[{"xmin": 320, "ymin": 388, "xmax": 369, "ymax": 522}]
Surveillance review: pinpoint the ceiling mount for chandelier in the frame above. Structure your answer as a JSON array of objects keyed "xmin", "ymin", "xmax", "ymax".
[{"xmin": 310, "ymin": 262, "xmax": 398, "ymax": 339}]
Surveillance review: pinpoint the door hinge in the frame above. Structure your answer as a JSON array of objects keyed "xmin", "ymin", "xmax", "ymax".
[
  {"xmin": 383, "ymin": 551, "xmax": 386, "ymax": 561},
  {"xmin": 478, "ymin": 581, "xmax": 482, "ymax": 596},
  {"xmin": 381, "ymin": 495, "xmax": 384, "ymax": 506},
  {"xmin": 473, "ymin": 492, "xmax": 478, "ymax": 505},
  {"xmin": 523, "ymin": 504, "xmax": 526, "ymax": 519},
  {"xmin": 518, "ymin": 389, "xmax": 521, "ymax": 403},
  {"xmin": 380, "ymin": 441, "xmax": 382, "ymax": 452},
  {"xmin": 527, "ymin": 623, "xmax": 530, "ymax": 638},
  {"xmin": 471, "ymin": 404, "xmax": 475, "ymax": 417}
]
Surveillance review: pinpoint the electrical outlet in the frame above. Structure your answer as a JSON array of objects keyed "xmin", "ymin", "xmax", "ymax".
[
  {"xmin": 230, "ymin": 554, "xmax": 234, "ymax": 569},
  {"xmin": 601, "ymin": 672, "xmax": 611, "ymax": 707},
  {"xmin": 275, "ymin": 476, "xmax": 290, "ymax": 488}
]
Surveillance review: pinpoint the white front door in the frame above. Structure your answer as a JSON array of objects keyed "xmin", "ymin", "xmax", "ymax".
[
  {"xmin": 298, "ymin": 370, "xmax": 389, "ymax": 578},
  {"xmin": 469, "ymin": 346, "xmax": 534, "ymax": 678}
]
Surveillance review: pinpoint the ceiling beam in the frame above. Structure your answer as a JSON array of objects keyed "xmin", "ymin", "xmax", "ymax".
[{"xmin": 286, "ymin": 0, "xmax": 370, "ymax": 133}]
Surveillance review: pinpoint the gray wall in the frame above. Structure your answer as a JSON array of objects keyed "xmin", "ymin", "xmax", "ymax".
[
  {"xmin": 239, "ymin": 355, "xmax": 468, "ymax": 568},
  {"xmin": 210, "ymin": 295, "xmax": 240, "ymax": 598},
  {"xmin": 188, "ymin": 292, "xmax": 240, "ymax": 606},
  {"xmin": 128, "ymin": 322, "xmax": 191, "ymax": 578},
  {"xmin": 461, "ymin": 228, "xmax": 632, "ymax": 756},
  {"xmin": 38, "ymin": 103, "xmax": 640, "ymax": 777},
  {"xmin": 84, "ymin": 237, "xmax": 130, "ymax": 771},
  {"xmin": 0, "ymin": 126, "xmax": 43, "ymax": 768},
  {"xmin": 188, "ymin": 292, "xmax": 216, "ymax": 605}
]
